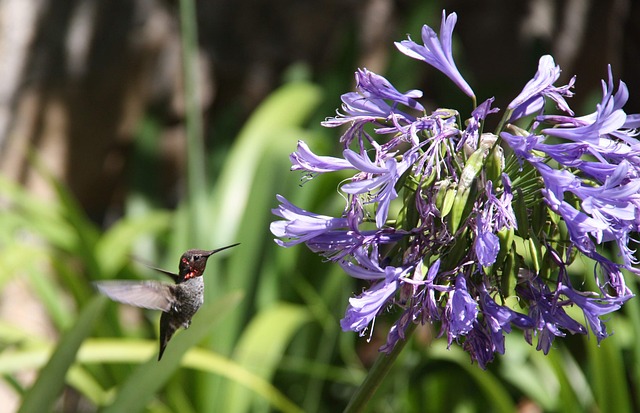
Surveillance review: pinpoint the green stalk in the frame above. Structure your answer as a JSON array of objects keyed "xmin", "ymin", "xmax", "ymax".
[
  {"xmin": 343, "ymin": 323, "xmax": 416, "ymax": 413},
  {"xmin": 179, "ymin": 0, "xmax": 207, "ymax": 242},
  {"xmin": 493, "ymin": 107, "xmax": 513, "ymax": 138}
]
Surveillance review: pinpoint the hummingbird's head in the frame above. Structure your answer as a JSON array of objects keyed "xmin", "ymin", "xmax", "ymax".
[{"xmin": 178, "ymin": 243, "xmax": 240, "ymax": 280}]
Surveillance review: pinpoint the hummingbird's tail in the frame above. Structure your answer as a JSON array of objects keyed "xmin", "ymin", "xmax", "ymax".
[{"xmin": 158, "ymin": 312, "xmax": 178, "ymax": 361}]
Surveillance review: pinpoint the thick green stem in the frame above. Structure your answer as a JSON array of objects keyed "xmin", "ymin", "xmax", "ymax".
[
  {"xmin": 343, "ymin": 323, "xmax": 416, "ymax": 413},
  {"xmin": 179, "ymin": 0, "xmax": 207, "ymax": 242}
]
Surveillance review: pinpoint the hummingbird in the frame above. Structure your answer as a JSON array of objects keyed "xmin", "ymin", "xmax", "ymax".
[{"xmin": 95, "ymin": 243, "xmax": 239, "ymax": 360}]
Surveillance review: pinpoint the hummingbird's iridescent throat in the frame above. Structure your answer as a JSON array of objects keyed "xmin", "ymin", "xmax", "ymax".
[{"xmin": 178, "ymin": 244, "xmax": 239, "ymax": 281}]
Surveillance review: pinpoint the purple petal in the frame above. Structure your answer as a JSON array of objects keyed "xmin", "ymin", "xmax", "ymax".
[
  {"xmin": 343, "ymin": 149, "xmax": 388, "ymax": 174},
  {"xmin": 355, "ymin": 68, "xmax": 424, "ymax": 111},
  {"xmin": 508, "ymin": 55, "xmax": 575, "ymax": 119},
  {"xmin": 270, "ymin": 195, "xmax": 349, "ymax": 246},
  {"xmin": 340, "ymin": 277, "xmax": 399, "ymax": 334},
  {"xmin": 445, "ymin": 275, "xmax": 478, "ymax": 342},
  {"xmin": 290, "ymin": 141, "xmax": 354, "ymax": 173},
  {"xmin": 395, "ymin": 11, "xmax": 475, "ymax": 98},
  {"xmin": 558, "ymin": 284, "xmax": 631, "ymax": 343},
  {"xmin": 474, "ymin": 229, "xmax": 500, "ymax": 267}
]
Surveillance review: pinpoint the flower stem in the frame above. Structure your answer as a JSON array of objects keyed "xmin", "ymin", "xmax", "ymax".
[
  {"xmin": 343, "ymin": 323, "xmax": 416, "ymax": 413},
  {"xmin": 179, "ymin": 0, "xmax": 208, "ymax": 243},
  {"xmin": 493, "ymin": 108, "xmax": 513, "ymax": 137}
]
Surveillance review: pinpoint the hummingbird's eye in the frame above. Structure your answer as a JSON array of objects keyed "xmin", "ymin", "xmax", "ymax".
[{"xmin": 193, "ymin": 255, "xmax": 201, "ymax": 261}]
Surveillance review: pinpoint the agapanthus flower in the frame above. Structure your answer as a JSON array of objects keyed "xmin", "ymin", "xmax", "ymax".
[
  {"xmin": 444, "ymin": 275, "xmax": 478, "ymax": 343},
  {"xmin": 341, "ymin": 148, "xmax": 419, "ymax": 228},
  {"xmin": 508, "ymin": 55, "xmax": 575, "ymax": 121},
  {"xmin": 459, "ymin": 97, "xmax": 500, "ymax": 150},
  {"xmin": 517, "ymin": 274, "xmax": 588, "ymax": 354},
  {"xmin": 271, "ymin": 9, "xmax": 640, "ymax": 368},
  {"xmin": 289, "ymin": 140, "xmax": 355, "ymax": 173},
  {"xmin": 473, "ymin": 213, "xmax": 500, "ymax": 267},
  {"xmin": 338, "ymin": 247, "xmax": 414, "ymax": 334},
  {"xmin": 270, "ymin": 194, "xmax": 350, "ymax": 247},
  {"xmin": 395, "ymin": 10, "xmax": 475, "ymax": 99}
]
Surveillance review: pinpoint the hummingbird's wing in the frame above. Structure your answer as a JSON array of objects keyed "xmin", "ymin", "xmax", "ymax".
[
  {"xmin": 143, "ymin": 265, "xmax": 180, "ymax": 283},
  {"xmin": 95, "ymin": 280, "xmax": 175, "ymax": 312},
  {"xmin": 130, "ymin": 255, "xmax": 179, "ymax": 282}
]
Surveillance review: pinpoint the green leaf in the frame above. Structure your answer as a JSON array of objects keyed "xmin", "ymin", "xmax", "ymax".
[
  {"xmin": 428, "ymin": 342, "xmax": 516, "ymax": 413},
  {"xmin": 223, "ymin": 303, "xmax": 311, "ymax": 413},
  {"xmin": 182, "ymin": 349, "xmax": 304, "ymax": 413},
  {"xmin": 31, "ymin": 153, "xmax": 102, "ymax": 258},
  {"xmin": 436, "ymin": 180, "xmax": 455, "ymax": 219},
  {"xmin": 18, "ymin": 296, "xmax": 106, "ymax": 413},
  {"xmin": 500, "ymin": 249, "xmax": 514, "ymax": 298},
  {"xmin": 67, "ymin": 365, "xmax": 111, "ymax": 405},
  {"xmin": 587, "ymin": 327, "xmax": 631, "ymax": 413},
  {"xmin": 95, "ymin": 211, "xmax": 172, "ymax": 278},
  {"xmin": 76, "ymin": 338, "xmax": 304, "ymax": 412},
  {"xmin": 547, "ymin": 348, "xmax": 593, "ymax": 413},
  {"xmin": 0, "ymin": 245, "xmax": 76, "ymax": 332},
  {"xmin": 514, "ymin": 187, "xmax": 530, "ymax": 236},
  {"xmin": 210, "ymin": 81, "xmax": 323, "ymax": 245},
  {"xmin": 25, "ymin": 261, "xmax": 75, "ymax": 330},
  {"xmin": 499, "ymin": 336, "xmax": 557, "ymax": 411},
  {"xmin": 485, "ymin": 144, "xmax": 504, "ymax": 183},
  {"xmin": 0, "ymin": 176, "xmax": 77, "ymax": 251},
  {"xmin": 194, "ymin": 81, "xmax": 322, "ymax": 411},
  {"xmin": 101, "ymin": 291, "xmax": 243, "ymax": 413}
]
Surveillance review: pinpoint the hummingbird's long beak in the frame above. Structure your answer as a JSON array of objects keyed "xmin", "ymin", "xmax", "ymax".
[{"xmin": 204, "ymin": 243, "xmax": 240, "ymax": 257}]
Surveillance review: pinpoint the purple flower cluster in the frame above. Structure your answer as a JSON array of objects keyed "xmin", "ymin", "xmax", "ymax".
[{"xmin": 270, "ymin": 10, "xmax": 639, "ymax": 368}]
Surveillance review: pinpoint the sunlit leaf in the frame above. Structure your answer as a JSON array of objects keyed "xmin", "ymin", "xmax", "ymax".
[
  {"xmin": 223, "ymin": 303, "xmax": 311, "ymax": 413},
  {"xmin": 95, "ymin": 211, "xmax": 172, "ymax": 278},
  {"xmin": 101, "ymin": 291, "xmax": 243, "ymax": 413},
  {"xmin": 17, "ymin": 296, "xmax": 106, "ymax": 413}
]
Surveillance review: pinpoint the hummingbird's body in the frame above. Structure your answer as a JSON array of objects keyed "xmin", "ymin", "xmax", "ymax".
[
  {"xmin": 158, "ymin": 275, "xmax": 204, "ymax": 359},
  {"xmin": 95, "ymin": 244, "xmax": 239, "ymax": 360}
]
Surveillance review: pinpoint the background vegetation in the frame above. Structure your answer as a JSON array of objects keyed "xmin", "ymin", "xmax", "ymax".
[{"xmin": 1, "ymin": 0, "xmax": 639, "ymax": 412}]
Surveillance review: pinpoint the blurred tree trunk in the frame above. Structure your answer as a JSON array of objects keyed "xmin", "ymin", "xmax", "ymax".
[
  {"xmin": 0, "ymin": 0, "xmax": 362, "ymax": 223},
  {"xmin": 0, "ymin": 0, "xmax": 637, "ymax": 223},
  {"xmin": 450, "ymin": 0, "xmax": 639, "ymax": 113},
  {"xmin": 0, "ymin": 0, "xmax": 181, "ymax": 221}
]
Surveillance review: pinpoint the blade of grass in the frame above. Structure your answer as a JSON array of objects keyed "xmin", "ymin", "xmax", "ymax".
[
  {"xmin": 1, "ymin": 337, "xmax": 303, "ymax": 412},
  {"xmin": 66, "ymin": 365, "xmax": 111, "ymax": 405},
  {"xmin": 29, "ymin": 150, "xmax": 102, "ymax": 266},
  {"xmin": 183, "ymin": 349, "xmax": 304, "ymax": 413},
  {"xmin": 17, "ymin": 296, "xmax": 106, "ymax": 413},
  {"xmin": 626, "ymin": 281, "xmax": 640, "ymax": 407},
  {"xmin": 586, "ymin": 324, "xmax": 631, "ymax": 413},
  {"xmin": 343, "ymin": 323, "xmax": 417, "ymax": 413},
  {"xmin": 214, "ymin": 131, "xmax": 309, "ymax": 338},
  {"xmin": 209, "ymin": 81, "xmax": 322, "ymax": 247},
  {"xmin": 179, "ymin": 0, "xmax": 208, "ymax": 245},
  {"xmin": 0, "ymin": 245, "xmax": 73, "ymax": 330},
  {"xmin": 499, "ymin": 329, "xmax": 558, "ymax": 410},
  {"xmin": 94, "ymin": 210, "xmax": 172, "ymax": 278},
  {"xmin": 0, "ymin": 176, "xmax": 77, "ymax": 252},
  {"xmin": 223, "ymin": 303, "xmax": 311, "ymax": 413},
  {"xmin": 198, "ymin": 81, "xmax": 321, "ymax": 410},
  {"xmin": 428, "ymin": 342, "xmax": 516, "ymax": 413},
  {"xmin": 101, "ymin": 291, "xmax": 243, "ymax": 413},
  {"xmin": 24, "ymin": 260, "xmax": 74, "ymax": 330},
  {"xmin": 546, "ymin": 347, "xmax": 590, "ymax": 413},
  {"xmin": 164, "ymin": 384, "xmax": 197, "ymax": 413}
]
